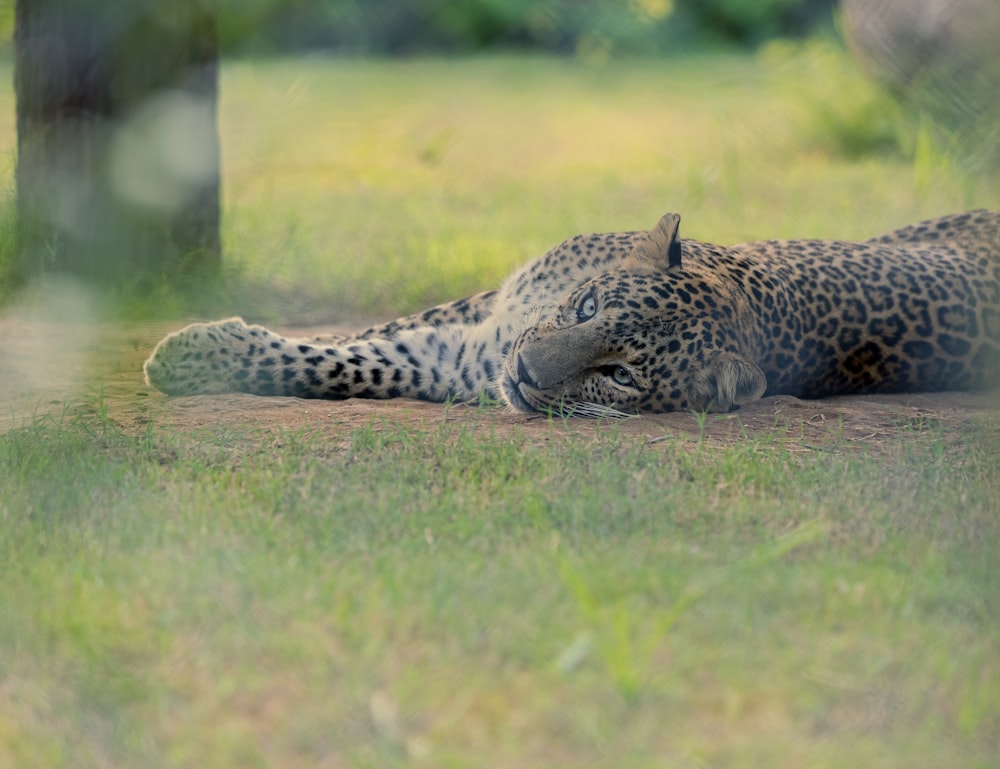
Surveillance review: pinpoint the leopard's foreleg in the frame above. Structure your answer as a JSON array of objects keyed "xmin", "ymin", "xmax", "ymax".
[{"xmin": 143, "ymin": 317, "xmax": 505, "ymax": 403}]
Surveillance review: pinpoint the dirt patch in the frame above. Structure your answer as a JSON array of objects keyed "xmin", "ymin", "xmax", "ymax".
[{"xmin": 3, "ymin": 318, "xmax": 998, "ymax": 452}]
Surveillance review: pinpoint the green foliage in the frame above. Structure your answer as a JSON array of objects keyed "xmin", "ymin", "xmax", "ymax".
[
  {"xmin": 216, "ymin": 0, "xmax": 832, "ymax": 55},
  {"xmin": 0, "ymin": 0, "xmax": 830, "ymax": 54},
  {"xmin": 218, "ymin": 0, "xmax": 649, "ymax": 54},
  {"xmin": 761, "ymin": 37, "xmax": 910, "ymax": 159},
  {"xmin": 675, "ymin": 0, "xmax": 827, "ymax": 45}
]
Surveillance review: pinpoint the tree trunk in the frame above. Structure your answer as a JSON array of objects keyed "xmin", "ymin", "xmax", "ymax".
[{"xmin": 14, "ymin": 0, "xmax": 221, "ymax": 287}]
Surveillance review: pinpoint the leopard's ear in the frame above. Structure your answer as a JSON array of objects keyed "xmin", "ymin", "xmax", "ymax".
[{"xmin": 626, "ymin": 212, "xmax": 682, "ymax": 272}]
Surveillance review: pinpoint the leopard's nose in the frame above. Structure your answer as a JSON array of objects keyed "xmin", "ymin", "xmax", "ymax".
[{"xmin": 516, "ymin": 354, "xmax": 538, "ymax": 389}]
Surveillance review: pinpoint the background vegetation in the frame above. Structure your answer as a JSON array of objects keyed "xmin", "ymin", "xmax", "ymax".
[{"xmin": 216, "ymin": 0, "xmax": 835, "ymax": 55}]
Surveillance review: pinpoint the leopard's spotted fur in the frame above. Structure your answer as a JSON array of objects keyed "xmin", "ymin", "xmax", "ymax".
[{"xmin": 144, "ymin": 210, "xmax": 1000, "ymax": 415}]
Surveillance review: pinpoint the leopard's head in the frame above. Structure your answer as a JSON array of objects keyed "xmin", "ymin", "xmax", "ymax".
[{"xmin": 500, "ymin": 213, "xmax": 767, "ymax": 416}]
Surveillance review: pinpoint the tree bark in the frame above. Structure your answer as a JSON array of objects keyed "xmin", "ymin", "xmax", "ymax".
[{"xmin": 14, "ymin": 0, "xmax": 220, "ymax": 286}]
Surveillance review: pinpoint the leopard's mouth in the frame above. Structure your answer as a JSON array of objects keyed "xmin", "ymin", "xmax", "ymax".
[
  {"xmin": 499, "ymin": 370, "xmax": 538, "ymax": 413},
  {"xmin": 500, "ymin": 371, "xmax": 633, "ymax": 419}
]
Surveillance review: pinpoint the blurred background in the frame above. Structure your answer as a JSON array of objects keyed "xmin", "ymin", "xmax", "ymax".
[
  {"xmin": 0, "ymin": 0, "xmax": 997, "ymax": 320},
  {"xmin": 209, "ymin": 0, "xmax": 834, "ymax": 55}
]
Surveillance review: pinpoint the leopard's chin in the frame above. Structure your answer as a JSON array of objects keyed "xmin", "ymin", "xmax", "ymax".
[{"xmin": 499, "ymin": 371, "xmax": 538, "ymax": 414}]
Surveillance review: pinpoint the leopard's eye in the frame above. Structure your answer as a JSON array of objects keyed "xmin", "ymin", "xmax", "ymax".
[
  {"xmin": 602, "ymin": 365, "xmax": 635, "ymax": 388},
  {"xmin": 577, "ymin": 292, "xmax": 597, "ymax": 322},
  {"xmin": 612, "ymin": 366, "xmax": 633, "ymax": 386}
]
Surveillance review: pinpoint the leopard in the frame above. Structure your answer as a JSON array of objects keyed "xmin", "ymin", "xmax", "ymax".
[{"xmin": 144, "ymin": 209, "xmax": 1000, "ymax": 417}]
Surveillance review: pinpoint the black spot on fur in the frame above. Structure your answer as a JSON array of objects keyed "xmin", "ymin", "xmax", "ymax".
[
  {"xmin": 937, "ymin": 334, "xmax": 971, "ymax": 357},
  {"xmin": 902, "ymin": 340, "xmax": 935, "ymax": 360}
]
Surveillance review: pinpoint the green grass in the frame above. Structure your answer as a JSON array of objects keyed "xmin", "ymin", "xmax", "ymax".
[
  {"xmin": 1, "ymin": 43, "xmax": 1000, "ymax": 768},
  {"xmin": 1, "ymin": 412, "xmax": 998, "ymax": 768}
]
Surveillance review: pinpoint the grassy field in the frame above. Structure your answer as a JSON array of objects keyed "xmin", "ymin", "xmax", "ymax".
[{"xmin": 1, "ymin": 43, "xmax": 999, "ymax": 768}]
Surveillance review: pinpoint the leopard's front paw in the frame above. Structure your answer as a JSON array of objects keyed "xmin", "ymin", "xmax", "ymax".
[{"xmin": 144, "ymin": 317, "xmax": 261, "ymax": 395}]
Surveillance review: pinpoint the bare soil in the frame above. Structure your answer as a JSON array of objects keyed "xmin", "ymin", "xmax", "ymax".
[{"xmin": 3, "ymin": 318, "xmax": 998, "ymax": 453}]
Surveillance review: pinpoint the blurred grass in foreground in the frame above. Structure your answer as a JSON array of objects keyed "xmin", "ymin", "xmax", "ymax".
[{"xmin": 1, "ymin": 410, "xmax": 998, "ymax": 768}]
